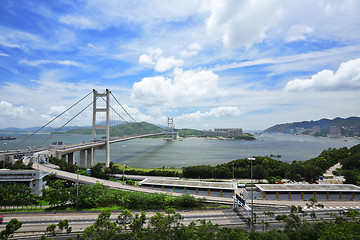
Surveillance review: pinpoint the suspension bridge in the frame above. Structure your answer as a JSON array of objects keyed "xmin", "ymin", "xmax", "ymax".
[{"xmin": 0, "ymin": 89, "xmax": 177, "ymax": 168}]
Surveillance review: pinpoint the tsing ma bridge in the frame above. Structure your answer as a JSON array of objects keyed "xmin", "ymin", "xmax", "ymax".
[{"xmin": 0, "ymin": 89, "xmax": 177, "ymax": 168}]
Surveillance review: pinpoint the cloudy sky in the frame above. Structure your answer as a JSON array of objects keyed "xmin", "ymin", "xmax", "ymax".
[{"xmin": 1, "ymin": 0, "xmax": 360, "ymax": 131}]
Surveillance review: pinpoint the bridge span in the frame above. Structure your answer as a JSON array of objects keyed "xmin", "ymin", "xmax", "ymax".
[
  {"xmin": 32, "ymin": 162, "xmax": 230, "ymax": 204},
  {"xmin": 51, "ymin": 131, "xmax": 175, "ymax": 168},
  {"xmin": 1, "ymin": 89, "xmax": 179, "ymax": 168}
]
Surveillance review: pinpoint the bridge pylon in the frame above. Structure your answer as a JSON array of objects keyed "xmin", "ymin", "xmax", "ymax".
[
  {"xmin": 92, "ymin": 89, "xmax": 111, "ymax": 167},
  {"xmin": 167, "ymin": 118, "xmax": 178, "ymax": 139}
]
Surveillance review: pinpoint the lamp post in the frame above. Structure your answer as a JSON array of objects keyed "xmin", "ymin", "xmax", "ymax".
[{"xmin": 248, "ymin": 157, "xmax": 256, "ymax": 230}]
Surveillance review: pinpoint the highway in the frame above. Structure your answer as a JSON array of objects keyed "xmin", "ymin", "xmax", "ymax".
[
  {"xmin": 1, "ymin": 206, "xmax": 359, "ymax": 238},
  {"xmin": 31, "ymin": 162, "xmax": 234, "ymax": 203}
]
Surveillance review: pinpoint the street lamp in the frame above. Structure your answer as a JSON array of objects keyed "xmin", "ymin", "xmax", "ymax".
[{"xmin": 248, "ymin": 157, "xmax": 256, "ymax": 230}]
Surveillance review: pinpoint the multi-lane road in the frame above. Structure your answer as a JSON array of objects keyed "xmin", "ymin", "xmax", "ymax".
[
  {"xmin": 1, "ymin": 205, "xmax": 359, "ymax": 238},
  {"xmin": 1, "ymin": 162, "xmax": 359, "ymax": 238}
]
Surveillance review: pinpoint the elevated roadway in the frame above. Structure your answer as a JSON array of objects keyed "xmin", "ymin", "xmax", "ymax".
[
  {"xmin": 54, "ymin": 132, "xmax": 170, "ymax": 155},
  {"xmin": 32, "ymin": 162, "xmax": 231, "ymax": 204}
]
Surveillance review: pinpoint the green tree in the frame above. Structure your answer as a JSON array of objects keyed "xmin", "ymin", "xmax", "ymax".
[
  {"xmin": 342, "ymin": 169, "xmax": 358, "ymax": 184},
  {"xmin": 58, "ymin": 219, "xmax": 72, "ymax": 234},
  {"xmin": 42, "ymin": 180, "xmax": 71, "ymax": 207},
  {"xmin": 0, "ymin": 218, "xmax": 22, "ymax": 240},
  {"xmin": 45, "ymin": 224, "xmax": 57, "ymax": 236},
  {"xmin": 80, "ymin": 210, "xmax": 122, "ymax": 240}
]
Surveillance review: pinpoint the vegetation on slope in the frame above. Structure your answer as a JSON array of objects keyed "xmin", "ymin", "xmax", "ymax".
[
  {"xmin": 182, "ymin": 145, "xmax": 359, "ymax": 185},
  {"xmin": 264, "ymin": 116, "xmax": 360, "ymax": 135},
  {"xmin": 65, "ymin": 122, "xmax": 164, "ymax": 137},
  {"xmin": 177, "ymin": 128, "xmax": 203, "ymax": 137}
]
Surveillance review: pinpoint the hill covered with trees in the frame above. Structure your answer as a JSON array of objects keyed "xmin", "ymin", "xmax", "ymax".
[
  {"xmin": 65, "ymin": 122, "xmax": 164, "ymax": 137},
  {"xmin": 264, "ymin": 116, "xmax": 360, "ymax": 136}
]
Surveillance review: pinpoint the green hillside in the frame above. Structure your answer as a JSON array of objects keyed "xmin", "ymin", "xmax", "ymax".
[
  {"xmin": 65, "ymin": 122, "xmax": 164, "ymax": 137},
  {"xmin": 177, "ymin": 128, "xmax": 203, "ymax": 137},
  {"xmin": 264, "ymin": 116, "xmax": 360, "ymax": 136}
]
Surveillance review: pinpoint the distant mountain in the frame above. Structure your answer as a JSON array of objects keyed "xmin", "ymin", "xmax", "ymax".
[
  {"xmin": 0, "ymin": 125, "xmax": 89, "ymax": 133},
  {"xmin": 264, "ymin": 116, "xmax": 360, "ymax": 134},
  {"xmin": 65, "ymin": 121, "xmax": 164, "ymax": 137},
  {"xmin": 0, "ymin": 120, "xmax": 126, "ymax": 133},
  {"xmin": 177, "ymin": 128, "xmax": 203, "ymax": 136}
]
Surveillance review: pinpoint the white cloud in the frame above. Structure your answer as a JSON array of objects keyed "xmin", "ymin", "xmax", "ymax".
[
  {"xmin": 286, "ymin": 25, "xmax": 313, "ymax": 42},
  {"xmin": 40, "ymin": 106, "xmax": 69, "ymax": 121},
  {"xmin": 285, "ymin": 58, "xmax": 360, "ymax": 91},
  {"xmin": 138, "ymin": 48, "xmax": 163, "ymax": 67},
  {"xmin": 58, "ymin": 1, "xmax": 201, "ymax": 30},
  {"xmin": 0, "ymin": 27, "xmax": 41, "ymax": 50},
  {"xmin": 20, "ymin": 59, "xmax": 85, "ymax": 68},
  {"xmin": 59, "ymin": 15, "xmax": 100, "ymax": 29},
  {"xmin": 88, "ymin": 43, "xmax": 96, "ymax": 48},
  {"xmin": 0, "ymin": 53, "xmax": 9, "ymax": 57},
  {"xmin": 155, "ymin": 56, "xmax": 184, "ymax": 72},
  {"xmin": 0, "ymin": 101, "xmax": 36, "ymax": 127},
  {"xmin": 181, "ymin": 42, "xmax": 202, "ymax": 57},
  {"xmin": 131, "ymin": 68, "xmax": 219, "ymax": 106},
  {"xmin": 176, "ymin": 106, "xmax": 242, "ymax": 121},
  {"xmin": 138, "ymin": 54, "xmax": 155, "ymax": 66},
  {"xmin": 203, "ymin": 0, "xmax": 283, "ymax": 48},
  {"xmin": 0, "ymin": 101, "xmax": 33, "ymax": 118}
]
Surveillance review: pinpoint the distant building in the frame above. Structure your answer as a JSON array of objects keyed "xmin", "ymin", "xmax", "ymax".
[
  {"xmin": 0, "ymin": 169, "xmax": 47, "ymax": 195},
  {"xmin": 312, "ymin": 125, "xmax": 321, "ymax": 134},
  {"xmin": 328, "ymin": 126, "xmax": 341, "ymax": 138},
  {"xmin": 139, "ymin": 178, "xmax": 237, "ymax": 198},
  {"xmin": 243, "ymin": 184, "xmax": 360, "ymax": 201},
  {"xmin": 295, "ymin": 127, "xmax": 305, "ymax": 134},
  {"xmin": 203, "ymin": 128, "xmax": 243, "ymax": 138}
]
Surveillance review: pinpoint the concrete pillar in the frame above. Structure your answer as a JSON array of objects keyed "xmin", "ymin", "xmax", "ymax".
[
  {"xmin": 86, "ymin": 149, "xmax": 92, "ymax": 168},
  {"xmin": 68, "ymin": 153, "xmax": 74, "ymax": 165},
  {"xmin": 105, "ymin": 89, "xmax": 110, "ymax": 167},
  {"xmin": 80, "ymin": 150, "xmax": 86, "ymax": 168}
]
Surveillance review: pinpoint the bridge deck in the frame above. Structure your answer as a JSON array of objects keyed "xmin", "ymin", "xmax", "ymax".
[{"xmin": 32, "ymin": 162, "xmax": 233, "ymax": 203}]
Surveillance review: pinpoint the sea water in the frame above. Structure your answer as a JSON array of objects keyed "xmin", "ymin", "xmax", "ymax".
[{"xmin": 1, "ymin": 132, "xmax": 359, "ymax": 168}]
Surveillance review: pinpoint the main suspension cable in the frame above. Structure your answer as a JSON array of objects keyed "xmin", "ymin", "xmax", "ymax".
[
  {"xmin": 11, "ymin": 91, "xmax": 93, "ymax": 150},
  {"xmin": 110, "ymin": 92, "xmax": 144, "ymax": 130},
  {"xmin": 35, "ymin": 100, "xmax": 94, "ymax": 148}
]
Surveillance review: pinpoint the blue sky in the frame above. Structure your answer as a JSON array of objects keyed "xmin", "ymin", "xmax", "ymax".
[{"xmin": 1, "ymin": 0, "xmax": 360, "ymax": 131}]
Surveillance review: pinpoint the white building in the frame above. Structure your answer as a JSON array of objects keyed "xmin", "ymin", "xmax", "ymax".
[
  {"xmin": 0, "ymin": 169, "xmax": 48, "ymax": 195},
  {"xmin": 243, "ymin": 184, "xmax": 360, "ymax": 201}
]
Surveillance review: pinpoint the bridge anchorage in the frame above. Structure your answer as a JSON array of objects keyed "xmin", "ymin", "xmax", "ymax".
[{"xmin": 0, "ymin": 89, "xmax": 177, "ymax": 168}]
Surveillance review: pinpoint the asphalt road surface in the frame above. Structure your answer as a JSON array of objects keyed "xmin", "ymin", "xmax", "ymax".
[{"xmin": 1, "ymin": 205, "xmax": 359, "ymax": 239}]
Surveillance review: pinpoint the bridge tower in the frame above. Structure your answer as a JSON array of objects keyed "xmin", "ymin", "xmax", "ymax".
[
  {"xmin": 167, "ymin": 117, "xmax": 178, "ymax": 139},
  {"xmin": 92, "ymin": 89, "xmax": 111, "ymax": 167}
]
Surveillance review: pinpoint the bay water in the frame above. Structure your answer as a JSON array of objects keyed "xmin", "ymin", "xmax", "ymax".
[{"xmin": 1, "ymin": 132, "xmax": 360, "ymax": 168}]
